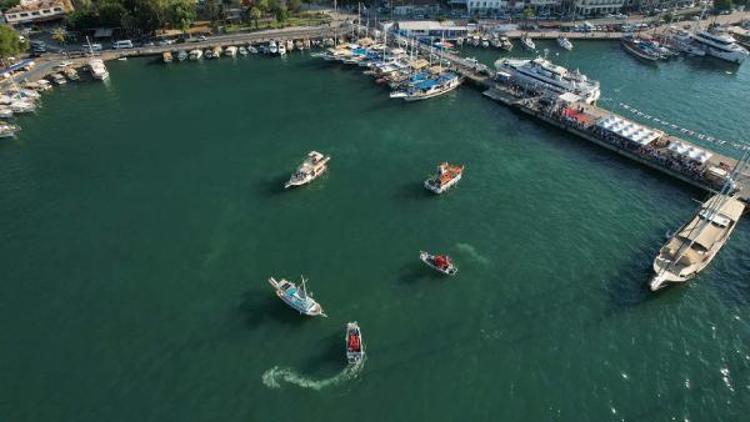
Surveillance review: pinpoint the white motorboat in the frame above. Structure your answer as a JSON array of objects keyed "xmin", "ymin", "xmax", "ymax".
[
  {"xmin": 268, "ymin": 276, "xmax": 326, "ymax": 317},
  {"xmin": 0, "ymin": 122, "xmax": 19, "ymax": 138},
  {"xmin": 224, "ymin": 46, "xmax": 238, "ymax": 57},
  {"xmin": 88, "ymin": 59, "xmax": 109, "ymax": 80},
  {"xmin": 520, "ymin": 36, "xmax": 536, "ymax": 50},
  {"xmin": 498, "ymin": 36, "xmax": 513, "ymax": 52},
  {"xmin": 177, "ymin": 50, "xmax": 188, "ymax": 61},
  {"xmin": 268, "ymin": 41, "xmax": 278, "ymax": 55},
  {"xmin": 248, "ymin": 45, "xmax": 258, "ymax": 54},
  {"xmin": 278, "ymin": 43, "xmax": 287, "ymax": 56},
  {"xmin": 212, "ymin": 46, "xmax": 222, "ymax": 58},
  {"xmin": 0, "ymin": 107, "xmax": 13, "ymax": 118},
  {"xmin": 346, "ymin": 322, "xmax": 364, "ymax": 364},
  {"xmin": 285, "ymin": 151, "xmax": 331, "ymax": 189},
  {"xmin": 419, "ymin": 251, "xmax": 458, "ymax": 276},
  {"xmin": 557, "ymin": 35, "xmax": 573, "ymax": 51},
  {"xmin": 10, "ymin": 100, "xmax": 36, "ymax": 113},
  {"xmin": 238, "ymin": 46, "xmax": 248, "ymax": 55},
  {"xmin": 189, "ymin": 49, "xmax": 203, "ymax": 60}
]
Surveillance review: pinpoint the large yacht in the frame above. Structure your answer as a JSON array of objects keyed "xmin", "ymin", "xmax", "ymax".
[
  {"xmin": 495, "ymin": 57, "xmax": 601, "ymax": 104},
  {"xmin": 691, "ymin": 30, "xmax": 749, "ymax": 64},
  {"xmin": 650, "ymin": 195, "xmax": 745, "ymax": 291}
]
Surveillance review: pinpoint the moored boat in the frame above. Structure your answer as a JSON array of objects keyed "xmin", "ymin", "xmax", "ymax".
[
  {"xmin": 88, "ymin": 59, "xmax": 109, "ymax": 80},
  {"xmin": 390, "ymin": 72, "xmax": 462, "ymax": 102},
  {"xmin": 268, "ymin": 276, "xmax": 326, "ymax": 317},
  {"xmin": 238, "ymin": 46, "xmax": 248, "ymax": 55},
  {"xmin": 557, "ymin": 35, "xmax": 573, "ymax": 51},
  {"xmin": 268, "ymin": 40, "xmax": 278, "ymax": 55},
  {"xmin": 621, "ymin": 37, "xmax": 662, "ymax": 62},
  {"xmin": 163, "ymin": 51, "xmax": 173, "ymax": 63},
  {"xmin": 189, "ymin": 49, "xmax": 203, "ymax": 60},
  {"xmin": 285, "ymin": 151, "xmax": 331, "ymax": 189},
  {"xmin": 650, "ymin": 195, "xmax": 745, "ymax": 291},
  {"xmin": 177, "ymin": 50, "xmax": 188, "ymax": 61},
  {"xmin": 424, "ymin": 162, "xmax": 464, "ymax": 194},
  {"xmin": 346, "ymin": 322, "xmax": 364, "ymax": 364},
  {"xmin": 520, "ymin": 35, "xmax": 536, "ymax": 51},
  {"xmin": 212, "ymin": 46, "xmax": 222, "ymax": 58},
  {"xmin": 0, "ymin": 122, "xmax": 19, "ymax": 138},
  {"xmin": 419, "ymin": 251, "xmax": 458, "ymax": 275},
  {"xmin": 498, "ymin": 36, "xmax": 513, "ymax": 52},
  {"xmin": 225, "ymin": 46, "xmax": 238, "ymax": 57},
  {"xmin": 278, "ymin": 43, "xmax": 287, "ymax": 56}
]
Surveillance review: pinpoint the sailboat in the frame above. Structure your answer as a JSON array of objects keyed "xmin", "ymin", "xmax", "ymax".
[
  {"xmin": 268, "ymin": 275, "xmax": 326, "ymax": 317},
  {"xmin": 649, "ymin": 150, "xmax": 749, "ymax": 291}
]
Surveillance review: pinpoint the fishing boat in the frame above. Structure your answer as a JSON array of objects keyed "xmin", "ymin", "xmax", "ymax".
[
  {"xmin": 520, "ymin": 35, "xmax": 536, "ymax": 51},
  {"xmin": 177, "ymin": 50, "xmax": 188, "ymax": 61},
  {"xmin": 424, "ymin": 162, "xmax": 464, "ymax": 194},
  {"xmin": 390, "ymin": 73, "xmax": 462, "ymax": 102},
  {"xmin": 285, "ymin": 151, "xmax": 331, "ymax": 189},
  {"xmin": 268, "ymin": 276, "xmax": 326, "ymax": 317},
  {"xmin": 419, "ymin": 251, "xmax": 458, "ymax": 275},
  {"xmin": 621, "ymin": 36, "xmax": 662, "ymax": 62},
  {"xmin": 88, "ymin": 59, "xmax": 109, "ymax": 80},
  {"xmin": 162, "ymin": 51, "xmax": 173, "ymax": 63},
  {"xmin": 268, "ymin": 40, "xmax": 278, "ymax": 55},
  {"xmin": 224, "ymin": 46, "xmax": 238, "ymax": 57},
  {"xmin": 650, "ymin": 195, "xmax": 745, "ymax": 291},
  {"xmin": 189, "ymin": 49, "xmax": 202, "ymax": 60},
  {"xmin": 557, "ymin": 35, "xmax": 573, "ymax": 51},
  {"xmin": 345, "ymin": 322, "xmax": 364, "ymax": 364}
]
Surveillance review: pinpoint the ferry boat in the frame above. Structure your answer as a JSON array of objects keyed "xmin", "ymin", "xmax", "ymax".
[
  {"xmin": 424, "ymin": 162, "xmax": 464, "ymax": 194},
  {"xmin": 650, "ymin": 195, "xmax": 745, "ymax": 291},
  {"xmin": 285, "ymin": 151, "xmax": 331, "ymax": 189},
  {"xmin": 495, "ymin": 57, "xmax": 601, "ymax": 104},
  {"xmin": 189, "ymin": 49, "xmax": 202, "ymax": 60},
  {"xmin": 345, "ymin": 322, "xmax": 364, "ymax": 364},
  {"xmin": 419, "ymin": 251, "xmax": 458, "ymax": 275},
  {"xmin": 88, "ymin": 59, "xmax": 109, "ymax": 80},
  {"xmin": 557, "ymin": 36, "xmax": 573, "ymax": 51},
  {"xmin": 691, "ymin": 30, "xmax": 749, "ymax": 64},
  {"xmin": 390, "ymin": 73, "xmax": 462, "ymax": 102},
  {"xmin": 621, "ymin": 37, "xmax": 663, "ymax": 62},
  {"xmin": 520, "ymin": 35, "xmax": 536, "ymax": 51},
  {"xmin": 268, "ymin": 276, "xmax": 326, "ymax": 317}
]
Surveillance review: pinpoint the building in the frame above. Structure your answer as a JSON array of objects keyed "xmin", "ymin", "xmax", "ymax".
[
  {"xmin": 466, "ymin": 0, "xmax": 562, "ymax": 16},
  {"xmin": 395, "ymin": 20, "xmax": 469, "ymax": 40},
  {"xmin": 3, "ymin": 0, "xmax": 73, "ymax": 26},
  {"xmin": 573, "ymin": 0, "xmax": 625, "ymax": 16}
]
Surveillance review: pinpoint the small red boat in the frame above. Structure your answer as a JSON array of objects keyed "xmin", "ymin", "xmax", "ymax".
[
  {"xmin": 420, "ymin": 251, "xmax": 458, "ymax": 275},
  {"xmin": 346, "ymin": 322, "xmax": 364, "ymax": 364}
]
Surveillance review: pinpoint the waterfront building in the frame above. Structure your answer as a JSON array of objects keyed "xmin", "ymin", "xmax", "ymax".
[
  {"xmin": 466, "ymin": 0, "xmax": 563, "ymax": 16},
  {"xmin": 395, "ymin": 20, "xmax": 469, "ymax": 40},
  {"xmin": 3, "ymin": 0, "xmax": 73, "ymax": 26},
  {"xmin": 573, "ymin": 0, "xmax": 624, "ymax": 16}
]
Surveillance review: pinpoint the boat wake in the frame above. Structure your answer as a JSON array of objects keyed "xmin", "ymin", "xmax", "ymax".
[
  {"xmin": 455, "ymin": 243, "xmax": 490, "ymax": 266},
  {"xmin": 261, "ymin": 358, "xmax": 365, "ymax": 391}
]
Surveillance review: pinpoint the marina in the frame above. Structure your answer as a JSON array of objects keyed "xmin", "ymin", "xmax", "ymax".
[{"xmin": 2, "ymin": 16, "xmax": 750, "ymax": 422}]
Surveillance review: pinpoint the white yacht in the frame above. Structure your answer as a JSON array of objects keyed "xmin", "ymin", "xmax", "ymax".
[
  {"xmin": 495, "ymin": 57, "xmax": 601, "ymax": 104},
  {"xmin": 650, "ymin": 195, "xmax": 745, "ymax": 291},
  {"xmin": 88, "ymin": 59, "xmax": 109, "ymax": 80},
  {"xmin": 691, "ymin": 30, "xmax": 749, "ymax": 64}
]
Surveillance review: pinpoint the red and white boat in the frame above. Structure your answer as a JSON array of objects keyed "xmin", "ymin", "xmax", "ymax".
[
  {"xmin": 346, "ymin": 322, "xmax": 364, "ymax": 364},
  {"xmin": 419, "ymin": 251, "xmax": 458, "ymax": 276},
  {"xmin": 424, "ymin": 162, "xmax": 464, "ymax": 194}
]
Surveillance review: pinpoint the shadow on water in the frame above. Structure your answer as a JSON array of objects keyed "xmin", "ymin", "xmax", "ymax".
[
  {"xmin": 240, "ymin": 290, "xmax": 309, "ymax": 330},
  {"xmin": 300, "ymin": 331, "xmax": 345, "ymax": 374},
  {"xmin": 256, "ymin": 173, "xmax": 290, "ymax": 198},
  {"xmin": 393, "ymin": 181, "xmax": 432, "ymax": 202},
  {"xmin": 395, "ymin": 261, "xmax": 441, "ymax": 284}
]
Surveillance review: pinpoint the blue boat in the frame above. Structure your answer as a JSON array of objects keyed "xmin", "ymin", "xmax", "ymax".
[{"xmin": 268, "ymin": 276, "xmax": 326, "ymax": 317}]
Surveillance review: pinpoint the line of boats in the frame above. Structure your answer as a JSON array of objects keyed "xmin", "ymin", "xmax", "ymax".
[
  {"xmin": 162, "ymin": 38, "xmax": 335, "ymax": 63},
  {"xmin": 458, "ymin": 33, "xmax": 573, "ymax": 52},
  {"xmin": 315, "ymin": 38, "xmax": 464, "ymax": 102}
]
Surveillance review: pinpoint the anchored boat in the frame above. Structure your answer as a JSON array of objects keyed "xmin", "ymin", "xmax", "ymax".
[
  {"xmin": 346, "ymin": 322, "xmax": 364, "ymax": 364},
  {"xmin": 424, "ymin": 162, "xmax": 464, "ymax": 194},
  {"xmin": 268, "ymin": 276, "xmax": 326, "ymax": 317},
  {"xmin": 285, "ymin": 151, "xmax": 331, "ymax": 189},
  {"xmin": 419, "ymin": 251, "xmax": 458, "ymax": 275}
]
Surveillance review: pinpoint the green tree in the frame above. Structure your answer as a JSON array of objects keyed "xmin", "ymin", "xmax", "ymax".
[
  {"xmin": 204, "ymin": 0, "xmax": 223, "ymax": 23},
  {"xmin": 714, "ymin": 0, "xmax": 733, "ymax": 10},
  {"xmin": 248, "ymin": 6, "xmax": 262, "ymax": 28},
  {"xmin": 288, "ymin": 0, "xmax": 302, "ymax": 13},
  {"xmin": 256, "ymin": 0, "xmax": 270, "ymax": 14},
  {"xmin": 169, "ymin": 0, "xmax": 196, "ymax": 31},
  {"xmin": 0, "ymin": 0, "xmax": 19, "ymax": 12},
  {"xmin": 522, "ymin": 7, "xmax": 535, "ymax": 20},
  {"xmin": 274, "ymin": 5, "xmax": 289, "ymax": 24},
  {"xmin": 51, "ymin": 26, "xmax": 68, "ymax": 43},
  {"xmin": 0, "ymin": 24, "xmax": 27, "ymax": 59}
]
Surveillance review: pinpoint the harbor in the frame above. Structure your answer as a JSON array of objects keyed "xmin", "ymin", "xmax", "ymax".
[{"xmin": 2, "ymin": 16, "xmax": 750, "ymax": 422}]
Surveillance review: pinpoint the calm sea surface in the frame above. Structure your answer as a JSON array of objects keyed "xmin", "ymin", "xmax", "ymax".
[{"xmin": 1, "ymin": 41, "xmax": 749, "ymax": 421}]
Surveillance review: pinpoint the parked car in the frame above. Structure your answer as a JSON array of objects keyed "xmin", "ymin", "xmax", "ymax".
[{"xmin": 112, "ymin": 40, "xmax": 134, "ymax": 49}]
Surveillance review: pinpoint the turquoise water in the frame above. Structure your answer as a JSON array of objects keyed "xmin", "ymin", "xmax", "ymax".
[{"xmin": 1, "ymin": 44, "xmax": 749, "ymax": 421}]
